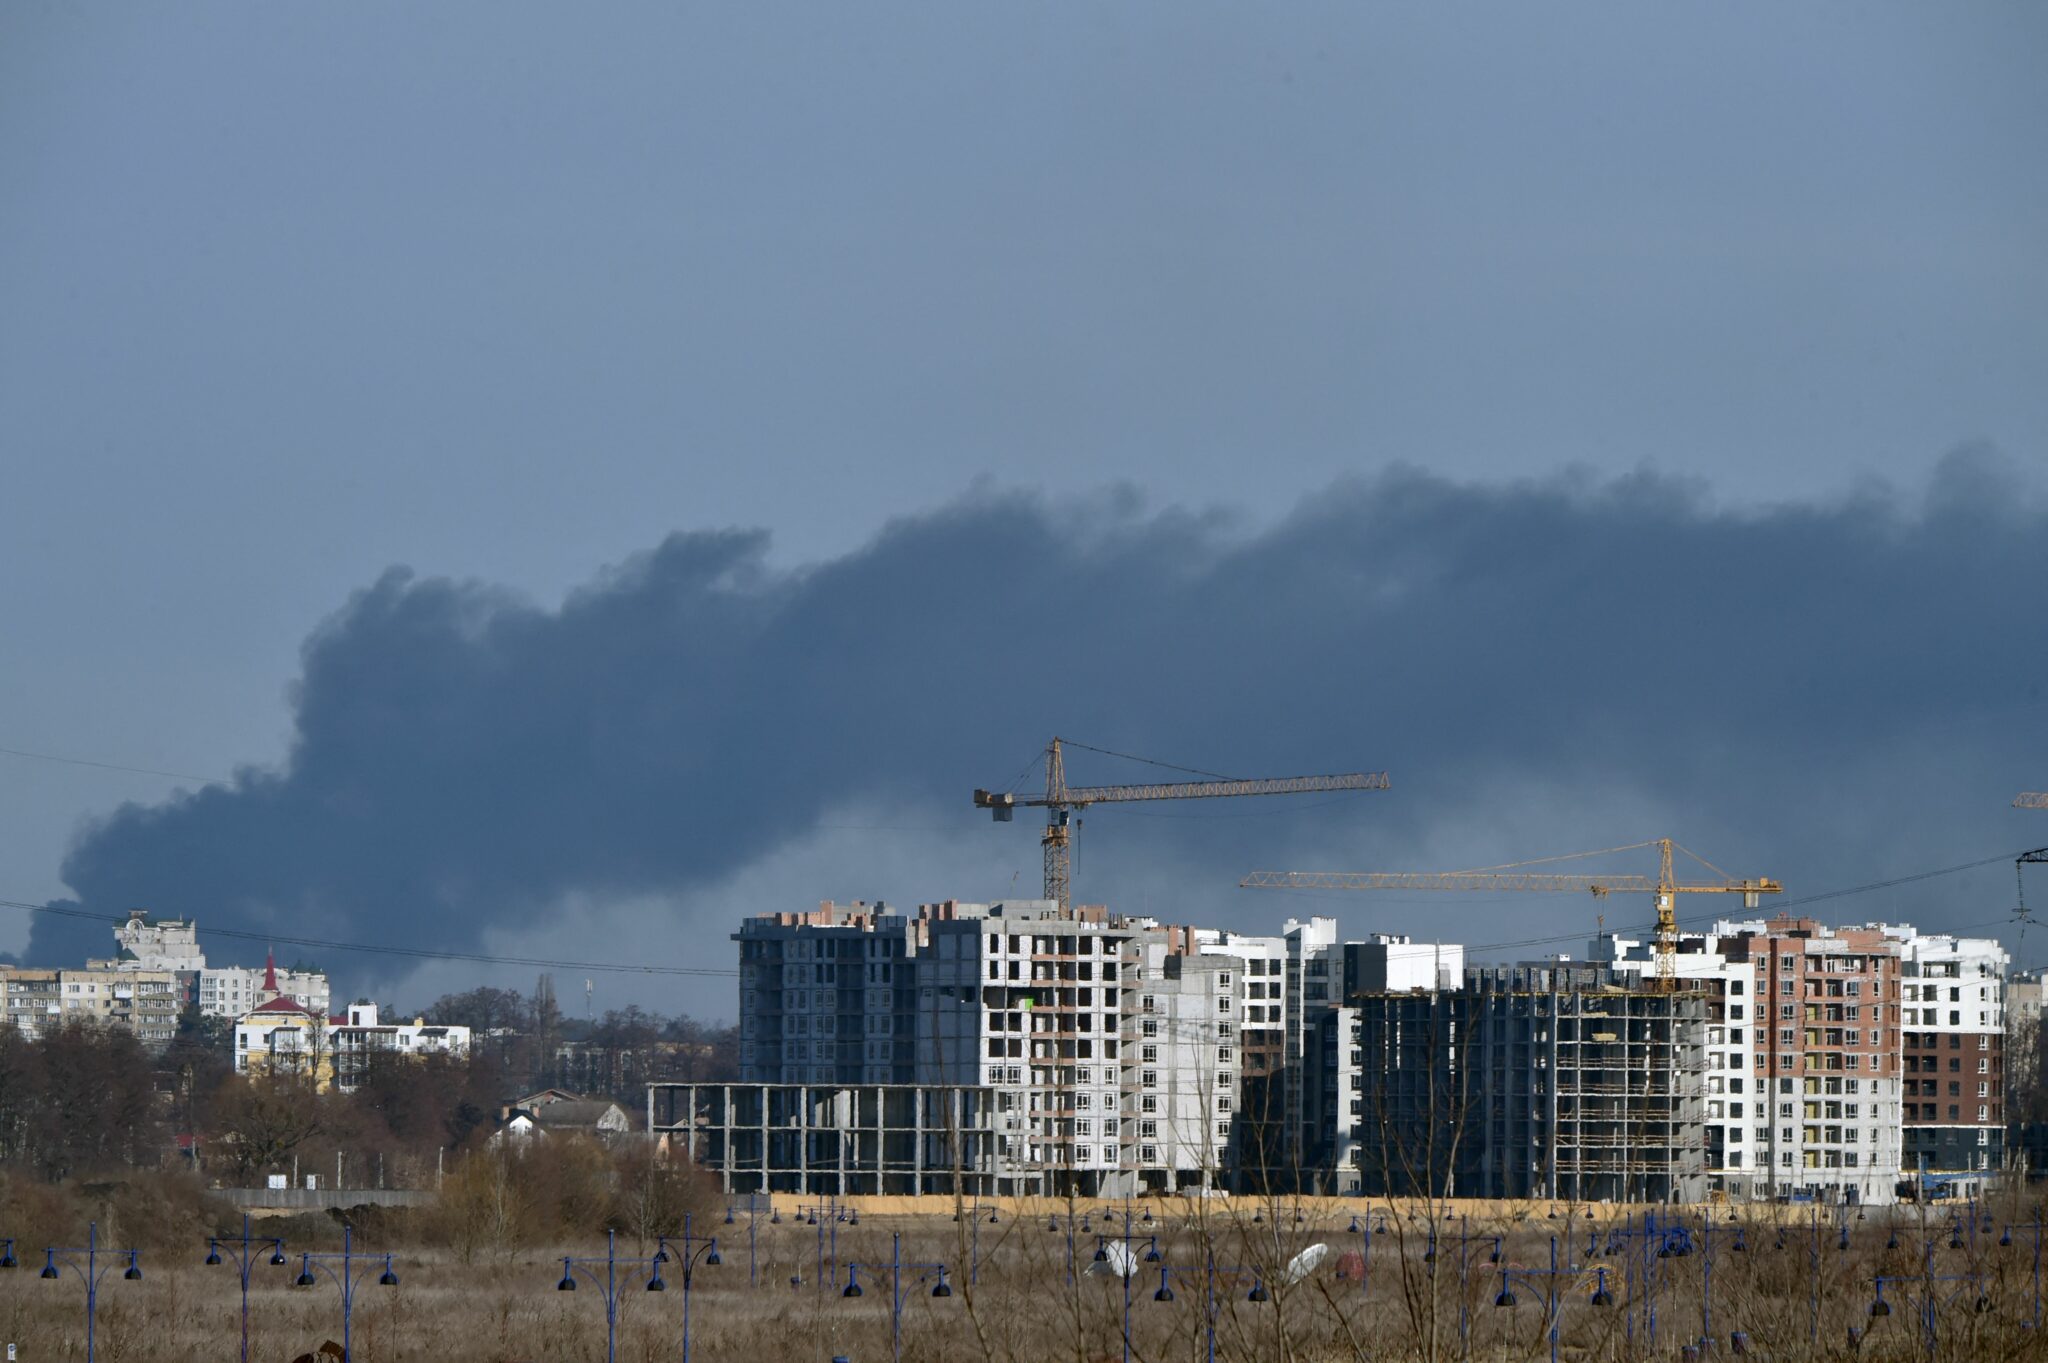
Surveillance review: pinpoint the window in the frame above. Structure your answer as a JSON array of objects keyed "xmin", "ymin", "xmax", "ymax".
[{"xmin": 1140, "ymin": 1120, "xmax": 1157, "ymax": 1138}]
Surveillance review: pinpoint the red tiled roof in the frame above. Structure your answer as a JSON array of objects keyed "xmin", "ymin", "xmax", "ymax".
[{"xmin": 249, "ymin": 996, "xmax": 313, "ymax": 1016}]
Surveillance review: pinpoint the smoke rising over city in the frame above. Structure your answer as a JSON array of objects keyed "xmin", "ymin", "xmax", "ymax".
[{"xmin": 27, "ymin": 452, "xmax": 2048, "ymax": 1008}]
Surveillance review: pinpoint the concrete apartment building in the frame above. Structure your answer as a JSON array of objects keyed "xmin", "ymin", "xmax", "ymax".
[
  {"xmin": 1, "ymin": 965, "xmax": 181, "ymax": 1045},
  {"xmin": 1701, "ymin": 917, "xmax": 1907, "ymax": 1206},
  {"xmin": 1317, "ymin": 960, "xmax": 1707, "ymax": 1202},
  {"xmin": 1591, "ymin": 929, "xmax": 1765, "ymax": 1200},
  {"xmin": 1195, "ymin": 928, "xmax": 1288, "ymax": 1182},
  {"xmin": 707, "ymin": 898, "xmax": 2008, "ymax": 1205},
  {"xmin": 1889, "ymin": 927, "xmax": 2007, "ymax": 1188},
  {"xmin": 733, "ymin": 898, "xmax": 1238, "ymax": 1195},
  {"xmin": 104, "ymin": 910, "xmax": 330, "ymax": 1021}
]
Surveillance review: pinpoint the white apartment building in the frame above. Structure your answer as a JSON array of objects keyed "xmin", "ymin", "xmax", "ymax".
[
  {"xmin": 1127, "ymin": 944, "xmax": 1240, "ymax": 1192},
  {"xmin": 112, "ymin": 911, "xmax": 207, "ymax": 972},
  {"xmin": 1281, "ymin": 916, "xmax": 1341, "ymax": 1170},
  {"xmin": 1885, "ymin": 926, "xmax": 2008, "ymax": 1186},
  {"xmin": 200, "ymin": 962, "xmax": 330, "ymax": 1021},
  {"xmin": 735, "ymin": 898, "xmax": 1235, "ymax": 1196}
]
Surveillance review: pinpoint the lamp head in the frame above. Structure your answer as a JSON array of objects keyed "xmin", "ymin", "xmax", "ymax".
[
  {"xmin": 705, "ymin": 1246, "xmax": 722, "ymax": 1267},
  {"xmin": 1870, "ymin": 1297, "xmax": 1890, "ymax": 1317},
  {"xmin": 205, "ymin": 1242, "xmax": 223, "ymax": 1266},
  {"xmin": 270, "ymin": 1245, "xmax": 288, "ymax": 1266},
  {"xmin": 1094, "ymin": 1245, "xmax": 1109, "ymax": 1262},
  {"xmin": 654, "ymin": 1246, "xmax": 670, "ymax": 1263},
  {"xmin": 1144, "ymin": 1246, "xmax": 1161, "ymax": 1263},
  {"xmin": 647, "ymin": 1274, "xmax": 665, "ymax": 1292},
  {"xmin": 558, "ymin": 1272, "xmax": 577, "ymax": 1292},
  {"xmin": 843, "ymin": 1280, "xmax": 863, "ymax": 1298},
  {"xmin": 41, "ymin": 1257, "xmax": 60, "ymax": 1280},
  {"xmin": 379, "ymin": 1267, "xmax": 399, "ymax": 1287},
  {"xmin": 931, "ymin": 1277, "xmax": 951, "ymax": 1298},
  {"xmin": 1494, "ymin": 1289, "xmax": 1517, "ymax": 1308},
  {"xmin": 296, "ymin": 1270, "xmax": 317, "ymax": 1288},
  {"xmin": 124, "ymin": 1255, "xmax": 142, "ymax": 1281},
  {"xmin": 1247, "ymin": 1282, "xmax": 1268, "ymax": 1303},
  {"xmin": 1154, "ymin": 1284, "xmax": 1174, "ymax": 1303}
]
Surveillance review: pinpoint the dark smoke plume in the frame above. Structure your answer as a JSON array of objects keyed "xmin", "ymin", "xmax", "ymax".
[{"xmin": 32, "ymin": 453, "xmax": 2048, "ymax": 991}]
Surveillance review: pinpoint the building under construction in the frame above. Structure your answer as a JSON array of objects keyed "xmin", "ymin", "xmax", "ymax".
[
  {"xmin": 648, "ymin": 1083, "xmax": 1006, "ymax": 1197},
  {"xmin": 1316, "ymin": 963, "xmax": 1709, "ymax": 1203}
]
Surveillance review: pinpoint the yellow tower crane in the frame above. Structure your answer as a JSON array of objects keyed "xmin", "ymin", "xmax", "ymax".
[
  {"xmin": 1241, "ymin": 838, "xmax": 1781, "ymax": 983},
  {"xmin": 975, "ymin": 737, "xmax": 1390, "ymax": 913},
  {"xmin": 2016, "ymin": 793, "xmax": 2048, "ymax": 810}
]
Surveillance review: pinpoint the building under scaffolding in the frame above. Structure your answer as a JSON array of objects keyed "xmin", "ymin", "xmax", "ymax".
[
  {"xmin": 1316, "ymin": 963, "xmax": 1709, "ymax": 1203},
  {"xmin": 648, "ymin": 1083, "xmax": 1008, "ymax": 1197}
]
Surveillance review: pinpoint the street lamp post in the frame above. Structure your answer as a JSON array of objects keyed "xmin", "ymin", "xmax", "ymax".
[
  {"xmin": 1870, "ymin": 1236, "xmax": 1993, "ymax": 1363},
  {"xmin": 1153, "ymin": 1251, "xmax": 1267, "ymax": 1363},
  {"xmin": 290, "ymin": 1223, "xmax": 398, "ymax": 1363},
  {"xmin": 842, "ymin": 1231, "xmax": 953, "ymax": 1363},
  {"xmin": 1491, "ymin": 1234, "xmax": 1611, "ymax": 1363},
  {"xmin": 1091, "ymin": 1225, "xmax": 1163, "ymax": 1363},
  {"xmin": 652, "ymin": 1213, "xmax": 723, "ymax": 1363},
  {"xmin": 37, "ymin": 1222, "xmax": 142, "ymax": 1363},
  {"xmin": 205, "ymin": 1213, "xmax": 288, "ymax": 1363},
  {"xmin": 723, "ymin": 1203, "xmax": 761, "ymax": 1287}
]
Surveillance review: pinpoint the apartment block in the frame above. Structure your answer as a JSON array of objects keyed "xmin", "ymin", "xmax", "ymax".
[
  {"xmin": 1707, "ymin": 917, "xmax": 1905, "ymax": 1206},
  {"xmin": 1195, "ymin": 929, "xmax": 1287, "ymax": 1184},
  {"xmin": 1590, "ymin": 930, "xmax": 1764, "ymax": 1200},
  {"xmin": 1316, "ymin": 961, "xmax": 1708, "ymax": 1202},
  {"xmin": 1889, "ymin": 927, "xmax": 2007, "ymax": 1187},
  {"xmin": 734, "ymin": 898, "xmax": 1236, "ymax": 1196}
]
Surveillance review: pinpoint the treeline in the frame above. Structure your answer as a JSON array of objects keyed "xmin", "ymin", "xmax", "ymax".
[{"xmin": 417, "ymin": 984, "xmax": 739, "ymax": 1101}]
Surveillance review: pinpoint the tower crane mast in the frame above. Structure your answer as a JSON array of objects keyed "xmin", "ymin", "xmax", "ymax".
[{"xmin": 976, "ymin": 737, "xmax": 1389, "ymax": 912}]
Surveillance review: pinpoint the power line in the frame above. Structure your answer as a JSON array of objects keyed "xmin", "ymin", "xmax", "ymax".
[
  {"xmin": 0, "ymin": 898, "xmax": 738, "ymax": 978},
  {"xmin": 0, "ymin": 745, "xmax": 225, "ymax": 785},
  {"xmin": 1, "ymin": 849, "xmax": 2028, "ymax": 984}
]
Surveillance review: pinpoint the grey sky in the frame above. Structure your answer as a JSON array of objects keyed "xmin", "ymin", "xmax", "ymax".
[{"xmin": 2, "ymin": 4, "xmax": 2043, "ymax": 1009}]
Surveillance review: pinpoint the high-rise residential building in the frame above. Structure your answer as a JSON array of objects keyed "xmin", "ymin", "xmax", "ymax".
[
  {"xmin": 1887, "ymin": 927, "xmax": 2007, "ymax": 1188},
  {"xmin": 1590, "ymin": 929, "xmax": 1765, "ymax": 1200},
  {"xmin": 1281, "ymin": 916, "xmax": 1341, "ymax": 1172},
  {"xmin": 112, "ymin": 910, "xmax": 206, "ymax": 973},
  {"xmin": 1316, "ymin": 960, "xmax": 1708, "ymax": 1202},
  {"xmin": 734, "ymin": 898, "xmax": 1232, "ymax": 1196},
  {"xmin": 1706, "ymin": 917, "xmax": 1905, "ymax": 1206},
  {"xmin": 1195, "ymin": 929, "xmax": 1287, "ymax": 1185}
]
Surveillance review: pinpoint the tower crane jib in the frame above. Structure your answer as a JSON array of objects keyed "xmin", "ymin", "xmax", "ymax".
[{"xmin": 975, "ymin": 737, "xmax": 1389, "ymax": 912}]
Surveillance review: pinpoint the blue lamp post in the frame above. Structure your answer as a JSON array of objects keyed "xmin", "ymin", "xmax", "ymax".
[
  {"xmin": 1871, "ymin": 1237, "xmax": 1992, "ymax": 1363},
  {"xmin": 290, "ymin": 1224, "xmax": 397, "ymax": 1363},
  {"xmin": 842, "ymin": 1231, "xmax": 953, "ymax": 1363},
  {"xmin": 1152, "ymin": 1251, "xmax": 1267, "ymax": 1363},
  {"xmin": 205, "ymin": 1213, "xmax": 288, "ymax": 1363},
  {"xmin": 38, "ymin": 1223, "xmax": 142, "ymax": 1363},
  {"xmin": 1092, "ymin": 1225, "xmax": 1164, "ymax": 1363},
  {"xmin": 651, "ymin": 1213, "xmax": 722, "ymax": 1363},
  {"xmin": 723, "ymin": 1203, "xmax": 761, "ymax": 1287},
  {"xmin": 1345, "ymin": 1214, "xmax": 1388, "ymax": 1302},
  {"xmin": 557, "ymin": 1228, "xmax": 679, "ymax": 1363},
  {"xmin": 1, "ymin": 1238, "xmax": 16, "ymax": 1269},
  {"xmin": 1491, "ymin": 1234, "xmax": 1611, "ymax": 1363}
]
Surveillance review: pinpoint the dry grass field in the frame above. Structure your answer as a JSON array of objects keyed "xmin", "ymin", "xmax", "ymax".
[{"xmin": 4, "ymin": 1195, "xmax": 2047, "ymax": 1362}]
